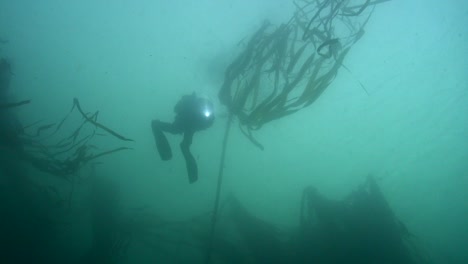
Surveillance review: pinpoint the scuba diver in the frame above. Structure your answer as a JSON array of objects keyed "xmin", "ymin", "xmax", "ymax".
[{"xmin": 151, "ymin": 92, "xmax": 214, "ymax": 183}]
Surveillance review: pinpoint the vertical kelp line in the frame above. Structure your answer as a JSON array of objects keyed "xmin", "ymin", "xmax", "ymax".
[{"xmin": 205, "ymin": 113, "xmax": 233, "ymax": 264}]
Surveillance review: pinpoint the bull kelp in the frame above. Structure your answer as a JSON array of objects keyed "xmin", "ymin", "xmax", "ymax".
[
  {"xmin": 219, "ymin": 0, "xmax": 390, "ymax": 148},
  {"xmin": 21, "ymin": 98, "xmax": 133, "ymax": 179}
]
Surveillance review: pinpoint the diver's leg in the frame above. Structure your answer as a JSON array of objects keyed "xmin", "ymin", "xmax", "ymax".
[
  {"xmin": 151, "ymin": 120, "xmax": 173, "ymax": 160},
  {"xmin": 156, "ymin": 120, "xmax": 182, "ymax": 134},
  {"xmin": 180, "ymin": 131, "xmax": 198, "ymax": 183}
]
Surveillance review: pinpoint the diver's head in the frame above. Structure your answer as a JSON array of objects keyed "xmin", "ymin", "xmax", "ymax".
[{"xmin": 0, "ymin": 58, "xmax": 12, "ymax": 92}]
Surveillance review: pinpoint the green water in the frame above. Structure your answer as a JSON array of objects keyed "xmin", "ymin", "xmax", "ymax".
[{"xmin": 1, "ymin": 0, "xmax": 467, "ymax": 263}]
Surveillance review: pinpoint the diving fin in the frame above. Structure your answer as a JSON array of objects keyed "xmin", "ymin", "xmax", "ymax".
[
  {"xmin": 151, "ymin": 120, "xmax": 172, "ymax": 160},
  {"xmin": 180, "ymin": 142, "xmax": 198, "ymax": 183}
]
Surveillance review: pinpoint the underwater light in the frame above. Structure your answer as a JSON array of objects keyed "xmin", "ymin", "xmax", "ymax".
[
  {"xmin": 198, "ymin": 96, "xmax": 214, "ymax": 119},
  {"xmin": 203, "ymin": 108, "xmax": 212, "ymax": 118}
]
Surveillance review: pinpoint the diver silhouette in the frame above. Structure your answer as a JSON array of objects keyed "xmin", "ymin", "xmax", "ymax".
[{"xmin": 151, "ymin": 92, "xmax": 214, "ymax": 183}]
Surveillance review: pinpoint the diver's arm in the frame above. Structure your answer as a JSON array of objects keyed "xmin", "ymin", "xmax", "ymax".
[{"xmin": 180, "ymin": 131, "xmax": 197, "ymax": 183}]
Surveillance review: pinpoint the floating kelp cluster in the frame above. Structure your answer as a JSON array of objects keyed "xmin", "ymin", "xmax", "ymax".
[
  {"xmin": 219, "ymin": 0, "xmax": 389, "ymax": 148},
  {"xmin": 21, "ymin": 98, "xmax": 133, "ymax": 179}
]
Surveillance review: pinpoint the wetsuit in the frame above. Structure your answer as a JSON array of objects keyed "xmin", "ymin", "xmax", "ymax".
[{"xmin": 151, "ymin": 93, "xmax": 214, "ymax": 183}]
